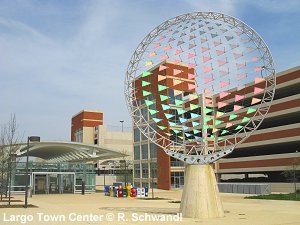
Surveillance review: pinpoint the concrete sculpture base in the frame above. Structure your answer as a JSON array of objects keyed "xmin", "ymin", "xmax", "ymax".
[{"xmin": 179, "ymin": 164, "xmax": 224, "ymax": 218}]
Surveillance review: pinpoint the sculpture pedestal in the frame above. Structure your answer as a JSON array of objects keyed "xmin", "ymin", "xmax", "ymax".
[{"xmin": 179, "ymin": 164, "xmax": 224, "ymax": 218}]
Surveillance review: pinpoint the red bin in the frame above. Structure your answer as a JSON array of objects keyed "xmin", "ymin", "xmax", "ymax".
[
  {"xmin": 130, "ymin": 188, "xmax": 136, "ymax": 197},
  {"xmin": 117, "ymin": 187, "xmax": 123, "ymax": 198}
]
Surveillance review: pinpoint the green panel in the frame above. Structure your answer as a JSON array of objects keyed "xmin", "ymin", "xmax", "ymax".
[
  {"xmin": 203, "ymin": 125, "xmax": 210, "ymax": 130},
  {"xmin": 190, "ymin": 103, "xmax": 200, "ymax": 110},
  {"xmin": 175, "ymin": 99, "xmax": 184, "ymax": 106},
  {"xmin": 172, "ymin": 129, "xmax": 181, "ymax": 134},
  {"xmin": 218, "ymin": 137, "xmax": 224, "ymax": 141},
  {"xmin": 161, "ymin": 104, "xmax": 171, "ymax": 110},
  {"xmin": 192, "ymin": 121, "xmax": 200, "ymax": 127},
  {"xmin": 169, "ymin": 121, "xmax": 176, "ymax": 126},
  {"xmin": 221, "ymin": 130, "xmax": 229, "ymax": 135},
  {"xmin": 235, "ymin": 125, "xmax": 243, "ymax": 130},
  {"xmin": 210, "ymin": 135, "xmax": 215, "ymax": 139},
  {"xmin": 202, "ymin": 138, "xmax": 206, "ymax": 143},
  {"xmin": 242, "ymin": 117, "xmax": 250, "ymax": 123},
  {"xmin": 204, "ymin": 108, "xmax": 213, "ymax": 114},
  {"xmin": 149, "ymin": 109, "xmax": 158, "ymax": 115},
  {"xmin": 145, "ymin": 99, "xmax": 154, "ymax": 106},
  {"xmin": 204, "ymin": 117, "xmax": 212, "ymax": 122},
  {"xmin": 142, "ymin": 90, "xmax": 151, "ymax": 97},
  {"xmin": 164, "ymin": 113, "xmax": 173, "ymax": 119},
  {"xmin": 193, "ymin": 129, "xmax": 201, "ymax": 134},
  {"xmin": 158, "ymin": 125, "xmax": 167, "ymax": 130},
  {"xmin": 177, "ymin": 109, "xmax": 186, "ymax": 115},
  {"xmin": 152, "ymin": 118, "xmax": 162, "ymax": 123},
  {"xmin": 160, "ymin": 95, "xmax": 169, "ymax": 101},
  {"xmin": 215, "ymin": 119, "xmax": 223, "ymax": 126},
  {"xmin": 190, "ymin": 113, "xmax": 199, "ymax": 119},
  {"xmin": 247, "ymin": 108, "xmax": 256, "ymax": 114},
  {"xmin": 158, "ymin": 84, "xmax": 168, "ymax": 91},
  {"xmin": 229, "ymin": 114, "xmax": 238, "ymax": 120},
  {"xmin": 142, "ymin": 71, "xmax": 152, "ymax": 77},
  {"xmin": 142, "ymin": 81, "xmax": 151, "ymax": 87}
]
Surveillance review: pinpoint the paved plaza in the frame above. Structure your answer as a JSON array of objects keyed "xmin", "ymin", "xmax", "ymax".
[{"xmin": 1, "ymin": 189, "xmax": 300, "ymax": 225}]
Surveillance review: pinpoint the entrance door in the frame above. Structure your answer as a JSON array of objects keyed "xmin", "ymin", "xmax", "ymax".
[
  {"xmin": 34, "ymin": 175, "xmax": 47, "ymax": 194},
  {"xmin": 60, "ymin": 174, "xmax": 74, "ymax": 193},
  {"xmin": 49, "ymin": 174, "xmax": 59, "ymax": 194}
]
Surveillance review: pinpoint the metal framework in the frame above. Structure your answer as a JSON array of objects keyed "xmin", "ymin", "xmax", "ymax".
[{"xmin": 125, "ymin": 12, "xmax": 276, "ymax": 164}]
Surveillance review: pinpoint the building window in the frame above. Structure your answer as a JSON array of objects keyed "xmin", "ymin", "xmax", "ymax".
[
  {"xmin": 134, "ymin": 164, "xmax": 140, "ymax": 178},
  {"xmin": 74, "ymin": 128, "xmax": 83, "ymax": 142},
  {"xmin": 150, "ymin": 143, "xmax": 157, "ymax": 158},
  {"xmin": 142, "ymin": 163, "xmax": 148, "ymax": 178},
  {"xmin": 150, "ymin": 162, "xmax": 157, "ymax": 178},
  {"xmin": 171, "ymin": 172, "xmax": 184, "ymax": 188},
  {"xmin": 134, "ymin": 128, "xmax": 140, "ymax": 142},
  {"xmin": 142, "ymin": 182, "xmax": 149, "ymax": 188},
  {"xmin": 94, "ymin": 139, "xmax": 98, "ymax": 145},
  {"xmin": 141, "ymin": 143, "xmax": 148, "ymax": 159},
  {"xmin": 134, "ymin": 145, "xmax": 140, "ymax": 160}
]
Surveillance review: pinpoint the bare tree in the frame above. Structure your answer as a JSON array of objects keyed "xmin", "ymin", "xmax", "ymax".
[
  {"xmin": 0, "ymin": 114, "xmax": 22, "ymax": 205},
  {"xmin": 282, "ymin": 159, "xmax": 300, "ymax": 196}
]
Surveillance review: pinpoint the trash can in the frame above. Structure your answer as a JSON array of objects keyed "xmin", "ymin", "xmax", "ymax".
[
  {"xmin": 113, "ymin": 187, "xmax": 117, "ymax": 197},
  {"xmin": 144, "ymin": 186, "xmax": 149, "ymax": 197},
  {"xmin": 130, "ymin": 187, "xmax": 136, "ymax": 197},
  {"xmin": 123, "ymin": 188, "xmax": 128, "ymax": 197},
  {"xmin": 117, "ymin": 186, "xmax": 123, "ymax": 198},
  {"xmin": 126, "ymin": 186, "xmax": 131, "ymax": 197},
  {"xmin": 136, "ymin": 188, "xmax": 141, "ymax": 198},
  {"xmin": 104, "ymin": 186, "xmax": 110, "ymax": 196},
  {"xmin": 141, "ymin": 188, "xmax": 145, "ymax": 198},
  {"xmin": 28, "ymin": 188, "xmax": 33, "ymax": 198}
]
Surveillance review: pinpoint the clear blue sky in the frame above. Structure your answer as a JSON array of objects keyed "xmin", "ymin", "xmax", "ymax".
[{"xmin": 0, "ymin": 0, "xmax": 299, "ymax": 141}]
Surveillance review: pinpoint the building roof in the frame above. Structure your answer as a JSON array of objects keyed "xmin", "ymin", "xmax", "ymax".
[{"xmin": 16, "ymin": 141, "xmax": 127, "ymax": 163}]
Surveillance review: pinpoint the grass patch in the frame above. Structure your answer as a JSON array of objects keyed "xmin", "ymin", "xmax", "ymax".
[
  {"xmin": 245, "ymin": 193, "xmax": 300, "ymax": 201},
  {"xmin": 0, "ymin": 204, "xmax": 38, "ymax": 208},
  {"xmin": 138, "ymin": 197, "xmax": 170, "ymax": 200},
  {"xmin": 169, "ymin": 200, "xmax": 181, "ymax": 203}
]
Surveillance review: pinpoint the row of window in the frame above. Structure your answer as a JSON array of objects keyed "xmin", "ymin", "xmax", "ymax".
[
  {"xmin": 134, "ymin": 143, "xmax": 157, "ymax": 160},
  {"xmin": 134, "ymin": 163, "xmax": 157, "ymax": 179}
]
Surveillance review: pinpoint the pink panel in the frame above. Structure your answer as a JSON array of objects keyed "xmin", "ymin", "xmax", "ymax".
[
  {"xmin": 188, "ymin": 83, "xmax": 196, "ymax": 90},
  {"xmin": 164, "ymin": 45, "xmax": 172, "ymax": 51},
  {"xmin": 233, "ymin": 105, "xmax": 243, "ymax": 111},
  {"xmin": 218, "ymin": 101, "xmax": 228, "ymax": 108},
  {"xmin": 203, "ymin": 56, "xmax": 212, "ymax": 62},
  {"xmin": 175, "ymin": 49, "xmax": 183, "ymax": 55},
  {"xmin": 254, "ymin": 87, "xmax": 264, "ymax": 94},
  {"xmin": 159, "ymin": 36, "xmax": 166, "ymax": 40},
  {"xmin": 168, "ymin": 37, "xmax": 175, "ymax": 42},
  {"xmin": 205, "ymin": 98, "xmax": 212, "ymax": 104},
  {"xmin": 255, "ymin": 67, "xmax": 264, "ymax": 72},
  {"xmin": 218, "ymin": 60, "xmax": 227, "ymax": 66},
  {"xmin": 214, "ymin": 41, "xmax": 221, "ymax": 46},
  {"xmin": 252, "ymin": 56, "xmax": 258, "ymax": 62},
  {"xmin": 216, "ymin": 50, "xmax": 225, "ymax": 55},
  {"xmin": 173, "ymin": 79, "xmax": 183, "ymax": 86},
  {"xmin": 173, "ymin": 59, "xmax": 182, "ymax": 65},
  {"xmin": 226, "ymin": 123, "xmax": 233, "ymax": 128},
  {"xmin": 158, "ymin": 75, "xmax": 166, "ymax": 81},
  {"xmin": 236, "ymin": 63, "xmax": 246, "ymax": 69},
  {"xmin": 188, "ymin": 63, "xmax": 197, "ymax": 68},
  {"xmin": 202, "ymin": 47, "xmax": 209, "ymax": 52},
  {"xmin": 204, "ymin": 88, "xmax": 212, "ymax": 94},
  {"xmin": 154, "ymin": 43, "xmax": 161, "ymax": 49},
  {"xmin": 219, "ymin": 70, "xmax": 229, "ymax": 76},
  {"xmin": 220, "ymin": 81, "xmax": 230, "ymax": 88},
  {"xmin": 188, "ymin": 73, "xmax": 196, "ymax": 79},
  {"xmin": 233, "ymin": 52, "xmax": 243, "ymax": 59},
  {"xmin": 255, "ymin": 77, "xmax": 265, "ymax": 84},
  {"xmin": 173, "ymin": 69, "xmax": 182, "ymax": 76},
  {"xmin": 220, "ymin": 91, "xmax": 230, "ymax": 99},
  {"xmin": 230, "ymin": 44, "xmax": 238, "ymax": 49},
  {"xmin": 148, "ymin": 52, "xmax": 156, "ymax": 57},
  {"xmin": 235, "ymin": 94, "xmax": 245, "ymax": 102},
  {"xmin": 159, "ymin": 65, "xmax": 168, "ymax": 71},
  {"xmin": 204, "ymin": 77, "xmax": 214, "ymax": 83},
  {"xmin": 251, "ymin": 97, "xmax": 261, "ymax": 105},
  {"xmin": 174, "ymin": 90, "xmax": 183, "ymax": 96},
  {"xmin": 204, "ymin": 66, "xmax": 213, "ymax": 73},
  {"xmin": 160, "ymin": 55, "xmax": 168, "ymax": 61},
  {"xmin": 188, "ymin": 53, "xmax": 196, "ymax": 58},
  {"xmin": 212, "ymin": 128, "xmax": 219, "ymax": 133},
  {"xmin": 237, "ymin": 73, "xmax": 246, "ymax": 80}
]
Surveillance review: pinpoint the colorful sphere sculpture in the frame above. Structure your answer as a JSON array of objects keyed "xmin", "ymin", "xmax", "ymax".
[{"xmin": 125, "ymin": 12, "xmax": 275, "ymax": 164}]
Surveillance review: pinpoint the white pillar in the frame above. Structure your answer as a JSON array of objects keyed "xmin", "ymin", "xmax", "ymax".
[{"xmin": 180, "ymin": 164, "xmax": 224, "ymax": 218}]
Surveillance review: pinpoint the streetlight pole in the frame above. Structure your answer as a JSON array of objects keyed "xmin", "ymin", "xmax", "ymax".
[
  {"xmin": 24, "ymin": 136, "xmax": 40, "ymax": 208},
  {"xmin": 120, "ymin": 120, "xmax": 124, "ymax": 132},
  {"xmin": 103, "ymin": 166, "xmax": 106, "ymax": 187}
]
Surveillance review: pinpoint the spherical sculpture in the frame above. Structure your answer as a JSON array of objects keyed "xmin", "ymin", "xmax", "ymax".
[{"xmin": 125, "ymin": 12, "xmax": 275, "ymax": 165}]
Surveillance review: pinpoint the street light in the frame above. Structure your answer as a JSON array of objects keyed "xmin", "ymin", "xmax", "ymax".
[
  {"xmin": 24, "ymin": 136, "xmax": 40, "ymax": 208},
  {"xmin": 120, "ymin": 120, "xmax": 124, "ymax": 132},
  {"xmin": 102, "ymin": 166, "xmax": 106, "ymax": 187}
]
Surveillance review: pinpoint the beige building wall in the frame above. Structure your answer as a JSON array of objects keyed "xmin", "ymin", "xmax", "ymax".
[{"xmin": 82, "ymin": 127, "xmax": 94, "ymax": 145}]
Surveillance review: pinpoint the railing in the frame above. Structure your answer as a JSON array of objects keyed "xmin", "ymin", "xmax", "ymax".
[{"xmin": 218, "ymin": 183, "xmax": 271, "ymax": 195}]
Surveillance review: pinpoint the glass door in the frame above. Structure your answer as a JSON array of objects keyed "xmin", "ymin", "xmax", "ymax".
[
  {"xmin": 34, "ymin": 175, "xmax": 47, "ymax": 194},
  {"xmin": 49, "ymin": 174, "xmax": 59, "ymax": 194},
  {"xmin": 60, "ymin": 174, "xmax": 74, "ymax": 194}
]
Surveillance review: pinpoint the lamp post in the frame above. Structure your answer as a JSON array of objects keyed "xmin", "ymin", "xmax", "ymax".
[
  {"xmin": 120, "ymin": 120, "xmax": 124, "ymax": 132},
  {"xmin": 24, "ymin": 136, "xmax": 40, "ymax": 208},
  {"xmin": 102, "ymin": 166, "xmax": 106, "ymax": 187}
]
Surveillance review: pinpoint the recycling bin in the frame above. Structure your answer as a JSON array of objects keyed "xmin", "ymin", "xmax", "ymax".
[
  {"xmin": 117, "ymin": 187, "xmax": 123, "ymax": 198},
  {"xmin": 136, "ymin": 188, "xmax": 141, "ymax": 198},
  {"xmin": 144, "ymin": 186, "xmax": 149, "ymax": 197},
  {"xmin": 123, "ymin": 188, "xmax": 128, "ymax": 197},
  {"xmin": 130, "ymin": 187, "xmax": 136, "ymax": 197},
  {"xmin": 141, "ymin": 188, "xmax": 145, "ymax": 197},
  {"xmin": 104, "ymin": 186, "xmax": 110, "ymax": 196},
  {"xmin": 126, "ymin": 186, "xmax": 131, "ymax": 197}
]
